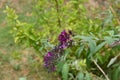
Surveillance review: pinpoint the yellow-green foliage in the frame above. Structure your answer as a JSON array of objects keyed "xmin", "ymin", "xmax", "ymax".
[{"xmin": 4, "ymin": 0, "xmax": 120, "ymax": 80}]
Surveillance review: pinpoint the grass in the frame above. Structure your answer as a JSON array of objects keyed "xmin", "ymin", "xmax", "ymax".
[{"xmin": 0, "ymin": 0, "xmax": 59, "ymax": 80}]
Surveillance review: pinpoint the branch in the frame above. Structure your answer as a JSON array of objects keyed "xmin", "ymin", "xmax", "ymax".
[
  {"xmin": 55, "ymin": 0, "xmax": 61, "ymax": 27},
  {"xmin": 109, "ymin": 6, "xmax": 120, "ymax": 25},
  {"xmin": 92, "ymin": 59, "xmax": 110, "ymax": 80},
  {"xmin": 110, "ymin": 40, "xmax": 120, "ymax": 48}
]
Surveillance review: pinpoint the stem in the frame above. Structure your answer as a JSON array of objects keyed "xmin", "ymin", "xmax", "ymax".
[
  {"xmin": 92, "ymin": 59, "xmax": 110, "ymax": 80},
  {"xmin": 110, "ymin": 40, "xmax": 120, "ymax": 48},
  {"xmin": 55, "ymin": 0, "xmax": 61, "ymax": 27},
  {"xmin": 109, "ymin": 6, "xmax": 120, "ymax": 25}
]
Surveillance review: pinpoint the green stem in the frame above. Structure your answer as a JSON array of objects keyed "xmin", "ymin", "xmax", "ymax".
[
  {"xmin": 55, "ymin": 0, "xmax": 61, "ymax": 27},
  {"xmin": 92, "ymin": 59, "xmax": 110, "ymax": 80}
]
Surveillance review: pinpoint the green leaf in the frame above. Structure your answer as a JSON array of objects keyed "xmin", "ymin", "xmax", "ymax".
[
  {"xmin": 107, "ymin": 30, "xmax": 114, "ymax": 36},
  {"xmin": 76, "ymin": 45, "xmax": 84, "ymax": 58},
  {"xmin": 77, "ymin": 72, "xmax": 84, "ymax": 80},
  {"xmin": 96, "ymin": 54, "xmax": 104, "ymax": 64},
  {"xmin": 13, "ymin": 64, "xmax": 20, "ymax": 71},
  {"xmin": 112, "ymin": 66, "xmax": 120, "ymax": 80},
  {"xmin": 104, "ymin": 36, "xmax": 119, "ymax": 45},
  {"xmin": 62, "ymin": 63, "xmax": 69, "ymax": 80},
  {"xmin": 74, "ymin": 36, "xmax": 96, "ymax": 53},
  {"xmin": 85, "ymin": 73, "xmax": 92, "ymax": 80},
  {"xmin": 94, "ymin": 41, "xmax": 106, "ymax": 53},
  {"xmin": 74, "ymin": 35, "xmax": 105, "ymax": 58},
  {"xmin": 63, "ymin": 49, "xmax": 71, "ymax": 60},
  {"xmin": 88, "ymin": 39, "xmax": 96, "ymax": 54},
  {"xmin": 19, "ymin": 77, "xmax": 26, "ymax": 80},
  {"xmin": 68, "ymin": 73, "xmax": 74, "ymax": 80},
  {"xmin": 56, "ymin": 61, "xmax": 64, "ymax": 73},
  {"xmin": 88, "ymin": 41, "xmax": 106, "ymax": 58},
  {"xmin": 102, "ymin": 10, "xmax": 113, "ymax": 27},
  {"xmin": 73, "ymin": 36, "xmax": 91, "ymax": 40},
  {"xmin": 107, "ymin": 56, "xmax": 117, "ymax": 68}
]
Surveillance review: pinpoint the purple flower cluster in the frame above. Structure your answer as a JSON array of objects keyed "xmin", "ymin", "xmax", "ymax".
[
  {"xmin": 58, "ymin": 30, "xmax": 72, "ymax": 44},
  {"xmin": 43, "ymin": 45, "xmax": 63, "ymax": 72},
  {"xmin": 43, "ymin": 48, "xmax": 62, "ymax": 72},
  {"xmin": 44, "ymin": 29, "xmax": 73, "ymax": 72},
  {"xmin": 58, "ymin": 30, "xmax": 69, "ymax": 44},
  {"xmin": 44, "ymin": 52, "xmax": 56, "ymax": 71},
  {"xmin": 58, "ymin": 30, "xmax": 73, "ymax": 49}
]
